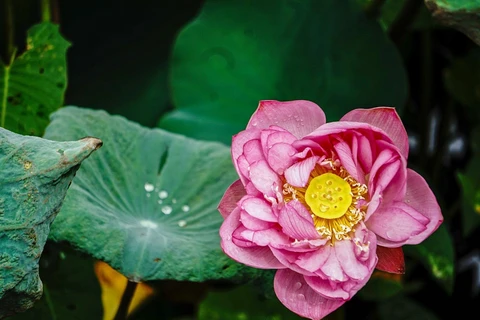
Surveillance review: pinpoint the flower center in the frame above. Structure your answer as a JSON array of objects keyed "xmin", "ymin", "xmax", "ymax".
[
  {"xmin": 282, "ymin": 160, "xmax": 368, "ymax": 241},
  {"xmin": 305, "ymin": 173, "xmax": 352, "ymax": 219}
]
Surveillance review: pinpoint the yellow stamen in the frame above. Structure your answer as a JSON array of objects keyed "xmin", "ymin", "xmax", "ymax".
[
  {"xmin": 283, "ymin": 160, "xmax": 368, "ymax": 242},
  {"xmin": 305, "ymin": 173, "xmax": 352, "ymax": 219}
]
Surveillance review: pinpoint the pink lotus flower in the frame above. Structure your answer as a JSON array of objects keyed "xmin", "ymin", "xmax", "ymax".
[{"xmin": 218, "ymin": 100, "xmax": 443, "ymax": 319}]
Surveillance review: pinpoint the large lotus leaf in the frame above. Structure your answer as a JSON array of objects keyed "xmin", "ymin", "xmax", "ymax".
[
  {"xmin": 0, "ymin": 22, "xmax": 70, "ymax": 136},
  {"xmin": 43, "ymin": 106, "xmax": 257, "ymax": 282},
  {"xmin": 425, "ymin": 0, "xmax": 480, "ymax": 46},
  {"xmin": 0, "ymin": 128, "xmax": 102, "ymax": 318},
  {"xmin": 161, "ymin": 0, "xmax": 407, "ymax": 144}
]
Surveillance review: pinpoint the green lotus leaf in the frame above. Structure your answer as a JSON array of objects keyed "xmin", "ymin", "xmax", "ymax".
[
  {"xmin": 0, "ymin": 22, "xmax": 70, "ymax": 136},
  {"xmin": 43, "ymin": 106, "xmax": 257, "ymax": 282},
  {"xmin": 161, "ymin": 0, "xmax": 407, "ymax": 144},
  {"xmin": 0, "ymin": 128, "xmax": 102, "ymax": 318}
]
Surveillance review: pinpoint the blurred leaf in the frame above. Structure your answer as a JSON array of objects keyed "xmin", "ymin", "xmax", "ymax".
[
  {"xmin": 444, "ymin": 48, "xmax": 480, "ymax": 122},
  {"xmin": 457, "ymin": 127, "xmax": 480, "ymax": 236},
  {"xmin": 94, "ymin": 261, "xmax": 155, "ymax": 320},
  {"xmin": 458, "ymin": 169, "xmax": 480, "ymax": 236},
  {"xmin": 0, "ymin": 22, "xmax": 70, "ymax": 136},
  {"xmin": 198, "ymin": 283, "xmax": 304, "ymax": 320},
  {"xmin": 162, "ymin": 0, "xmax": 407, "ymax": 144},
  {"xmin": 425, "ymin": 0, "xmax": 480, "ymax": 46},
  {"xmin": 0, "ymin": 128, "xmax": 101, "ymax": 318},
  {"xmin": 357, "ymin": 0, "xmax": 436, "ymax": 31},
  {"xmin": 61, "ymin": 0, "xmax": 203, "ymax": 127},
  {"xmin": 403, "ymin": 224, "xmax": 455, "ymax": 294},
  {"xmin": 358, "ymin": 270, "xmax": 403, "ymax": 301},
  {"xmin": 43, "ymin": 106, "xmax": 261, "ymax": 283},
  {"xmin": 377, "ymin": 295, "xmax": 440, "ymax": 320},
  {"xmin": 9, "ymin": 244, "xmax": 103, "ymax": 320}
]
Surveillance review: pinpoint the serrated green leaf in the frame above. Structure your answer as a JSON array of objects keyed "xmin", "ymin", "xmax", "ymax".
[
  {"xmin": 0, "ymin": 128, "xmax": 101, "ymax": 318},
  {"xmin": 425, "ymin": 0, "xmax": 480, "ymax": 46},
  {"xmin": 161, "ymin": 0, "xmax": 407, "ymax": 144},
  {"xmin": 403, "ymin": 224, "xmax": 455, "ymax": 294},
  {"xmin": 0, "ymin": 22, "xmax": 70, "ymax": 136},
  {"xmin": 43, "ymin": 106, "xmax": 260, "ymax": 283}
]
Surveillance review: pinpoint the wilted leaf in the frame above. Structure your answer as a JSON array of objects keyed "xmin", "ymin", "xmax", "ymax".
[
  {"xmin": 9, "ymin": 244, "xmax": 103, "ymax": 319},
  {"xmin": 403, "ymin": 224, "xmax": 455, "ymax": 294},
  {"xmin": 0, "ymin": 128, "xmax": 101, "ymax": 318},
  {"xmin": 161, "ymin": 0, "xmax": 407, "ymax": 144},
  {"xmin": 94, "ymin": 261, "xmax": 155, "ymax": 320},
  {"xmin": 425, "ymin": 0, "xmax": 480, "ymax": 46},
  {"xmin": 43, "ymin": 106, "xmax": 259, "ymax": 283},
  {"xmin": 0, "ymin": 22, "xmax": 70, "ymax": 136}
]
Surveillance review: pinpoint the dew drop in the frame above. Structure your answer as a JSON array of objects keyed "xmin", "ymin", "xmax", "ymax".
[
  {"xmin": 294, "ymin": 282, "xmax": 302, "ymax": 290},
  {"xmin": 140, "ymin": 220, "xmax": 158, "ymax": 229},
  {"xmin": 178, "ymin": 220, "xmax": 187, "ymax": 227},
  {"xmin": 172, "ymin": 198, "xmax": 177, "ymax": 204},
  {"xmin": 144, "ymin": 183, "xmax": 154, "ymax": 192},
  {"xmin": 161, "ymin": 206, "xmax": 172, "ymax": 215},
  {"xmin": 158, "ymin": 190, "xmax": 168, "ymax": 199},
  {"xmin": 182, "ymin": 205, "xmax": 190, "ymax": 212},
  {"xmin": 310, "ymin": 194, "xmax": 317, "ymax": 199},
  {"xmin": 146, "ymin": 193, "xmax": 151, "ymax": 198},
  {"xmin": 297, "ymin": 293, "xmax": 306, "ymax": 301},
  {"xmin": 158, "ymin": 200, "xmax": 163, "ymax": 204}
]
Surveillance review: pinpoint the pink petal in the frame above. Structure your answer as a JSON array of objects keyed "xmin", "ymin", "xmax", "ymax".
[
  {"xmin": 296, "ymin": 245, "xmax": 331, "ymax": 273},
  {"xmin": 274, "ymin": 269, "xmax": 345, "ymax": 320},
  {"xmin": 356, "ymin": 134, "xmax": 374, "ymax": 174},
  {"xmin": 219, "ymin": 207, "xmax": 285, "ymax": 269},
  {"xmin": 278, "ymin": 200, "xmax": 319, "ymax": 240},
  {"xmin": 240, "ymin": 210, "xmax": 273, "ymax": 230},
  {"xmin": 335, "ymin": 238, "xmax": 370, "ymax": 280},
  {"xmin": 304, "ymin": 276, "xmax": 350, "ymax": 300},
  {"xmin": 237, "ymin": 228, "xmax": 291, "ymax": 247},
  {"xmin": 270, "ymin": 248, "xmax": 317, "ymax": 276},
  {"xmin": 248, "ymin": 160, "xmax": 282, "ymax": 198},
  {"xmin": 402, "ymin": 169, "xmax": 443, "ymax": 244},
  {"xmin": 247, "ymin": 100, "xmax": 326, "ymax": 139},
  {"xmin": 319, "ymin": 247, "xmax": 346, "ymax": 282},
  {"xmin": 376, "ymin": 246, "xmax": 405, "ymax": 274},
  {"xmin": 218, "ymin": 179, "xmax": 246, "ymax": 219},
  {"xmin": 232, "ymin": 129, "xmax": 261, "ymax": 184},
  {"xmin": 366, "ymin": 202, "xmax": 429, "ymax": 246},
  {"xmin": 236, "ymin": 154, "xmax": 250, "ymax": 183},
  {"xmin": 334, "ymin": 139, "xmax": 361, "ymax": 182},
  {"xmin": 284, "ymin": 156, "xmax": 319, "ymax": 187},
  {"xmin": 261, "ymin": 127, "xmax": 297, "ymax": 151},
  {"xmin": 240, "ymin": 196, "xmax": 278, "ymax": 222},
  {"xmin": 340, "ymin": 107, "xmax": 409, "ymax": 159},
  {"xmin": 243, "ymin": 139, "xmax": 265, "ymax": 164},
  {"xmin": 267, "ymin": 143, "xmax": 297, "ymax": 174}
]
